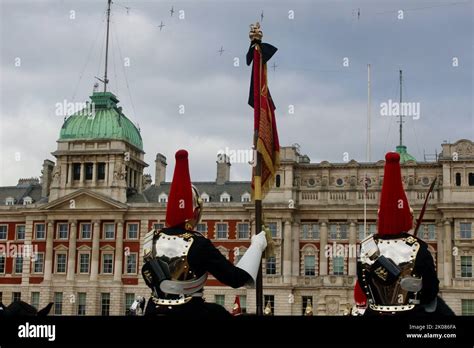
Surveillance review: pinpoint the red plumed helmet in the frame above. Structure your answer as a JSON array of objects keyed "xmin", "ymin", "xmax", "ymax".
[
  {"xmin": 377, "ymin": 152, "xmax": 413, "ymax": 236},
  {"xmin": 232, "ymin": 296, "xmax": 242, "ymax": 316},
  {"xmin": 165, "ymin": 150, "xmax": 194, "ymax": 229},
  {"xmin": 354, "ymin": 281, "xmax": 367, "ymax": 306}
]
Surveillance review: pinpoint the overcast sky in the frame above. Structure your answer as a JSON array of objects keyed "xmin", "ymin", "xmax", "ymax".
[{"xmin": 0, "ymin": 0, "xmax": 473, "ymax": 186}]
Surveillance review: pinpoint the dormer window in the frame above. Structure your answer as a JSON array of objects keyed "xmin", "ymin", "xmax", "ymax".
[
  {"xmin": 5, "ymin": 197, "xmax": 14, "ymax": 206},
  {"xmin": 241, "ymin": 192, "xmax": 251, "ymax": 203},
  {"xmin": 220, "ymin": 192, "xmax": 231, "ymax": 203},
  {"xmin": 158, "ymin": 193, "xmax": 168, "ymax": 203},
  {"xmin": 201, "ymin": 192, "xmax": 210, "ymax": 203},
  {"xmin": 23, "ymin": 196, "xmax": 33, "ymax": 205}
]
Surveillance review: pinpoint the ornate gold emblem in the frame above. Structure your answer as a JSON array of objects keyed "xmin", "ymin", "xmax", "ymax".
[
  {"xmin": 249, "ymin": 22, "xmax": 263, "ymax": 41},
  {"xmin": 405, "ymin": 236, "xmax": 417, "ymax": 246},
  {"xmin": 374, "ymin": 266, "xmax": 388, "ymax": 281}
]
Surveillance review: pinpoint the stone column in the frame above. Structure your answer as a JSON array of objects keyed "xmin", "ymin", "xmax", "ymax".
[
  {"xmin": 319, "ymin": 221, "xmax": 328, "ymax": 276},
  {"xmin": 436, "ymin": 220, "xmax": 444, "ymax": 284},
  {"xmin": 443, "ymin": 219, "xmax": 453, "ymax": 287},
  {"xmin": 68, "ymin": 163, "xmax": 73, "ymax": 187},
  {"xmin": 283, "ymin": 220, "xmax": 292, "ymax": 284},
  {"xmin": 44, "ymin": 221, "xmax": 54, "ymax": 281},
  {"xmin": 348, "ymin": 221, "xmax": 357, "ymax": 276},
  {"xmin": 291, "ymin": 222, "xmax": 300, "ymax": 278},
  {"xmin": 80, "ymin": 162, "xmax": 85, "ymax": 185},
  {"xmin": 114, "ymin": 221, "xmax": 124, "ymax": 282},
  {"xmin": 92, "ymin": 163, "xmax": 97, "ymax": 182},
  {"xmin": 22, "ymin": 219, "xmax": 34, "ymax": 285},
  {"xmin": 67, "ymin": 220, "xmax": 77, "ymax": 281},
  {"xmin": 90, "ymin": 221, "xmax": 100, "ymax": 281}
]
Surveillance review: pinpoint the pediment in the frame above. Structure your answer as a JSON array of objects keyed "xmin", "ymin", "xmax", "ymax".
[{"xmin": 41, "ymin": 189, "xmax": 127, "ymax": 211}]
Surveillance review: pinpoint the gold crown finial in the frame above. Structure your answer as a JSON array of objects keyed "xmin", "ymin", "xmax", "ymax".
[{"xmin": 249, "ymin": 22, "xmax": 263, "ymax": 41}]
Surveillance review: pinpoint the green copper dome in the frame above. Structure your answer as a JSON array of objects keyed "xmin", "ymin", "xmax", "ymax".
[
  {"xmin": 59, "ymin": 92, "xmax": 143, "ymax": 151},
  {"xmin": 396, "ymin": 145, "xmax": 416, "ymax": 163}
]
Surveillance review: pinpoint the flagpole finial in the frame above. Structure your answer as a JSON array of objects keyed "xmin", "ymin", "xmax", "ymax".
[{"xmin": 249, "ymin": 22, "xmax": 263, "ymax": 41}]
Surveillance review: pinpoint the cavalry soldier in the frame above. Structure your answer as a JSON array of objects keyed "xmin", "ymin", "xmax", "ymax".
[
  {"xmin": 357, "ymin": 152, "xmax": 439, "ymax": 316},
  {"xmin": 141, "ymin": 149, "xmax": 268, "ymax": 317}
]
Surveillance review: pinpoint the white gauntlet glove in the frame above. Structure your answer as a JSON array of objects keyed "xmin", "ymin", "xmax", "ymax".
[{"xmin": 236, "ymin": 231, "xmax": 267, "ymax": 286}]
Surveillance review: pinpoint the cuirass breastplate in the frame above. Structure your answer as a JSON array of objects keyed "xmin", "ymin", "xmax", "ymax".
[{"xmin": 359, "ymin": 235, "xmax": 421, "ymax": 313}]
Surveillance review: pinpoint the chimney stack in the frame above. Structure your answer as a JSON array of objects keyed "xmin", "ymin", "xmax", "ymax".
[
  {"xmin": 216, "ymin": 153, "xmax": 231, "ymax": 185},
  {"xmin": 41, "ymin": 160, "xmax": 55, "ymax": 197},
  {"xmin": 155, "ymin": 153, "xmax": 167, "ymax": 187}
]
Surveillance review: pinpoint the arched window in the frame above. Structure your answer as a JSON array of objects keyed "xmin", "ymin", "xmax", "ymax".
[
  {"xmin": 300, "ymin": 244, "xmax": 318, "ymax": 276},
  {"xmin": 275, "ymin": 174, "xmax": 281, "ymax": 188}
]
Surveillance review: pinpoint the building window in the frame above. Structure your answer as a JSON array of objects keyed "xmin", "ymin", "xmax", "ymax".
[
  {"xmin": 102, "ymin": 253, "xmax": 114, "ymax": 274},
  {"xmin": 462, "ymin": 299, "xmax": 474, "ymax": 315},
  {"xmin": 468, "ymin": 173, "xmax": 474, "ymax": 186},
  {"xmin": 200, "ymin": 192, "xmax": 210, "ymax": 203},
  {"xmin": 301, "ymin": 223, "xmax": 319, "ymax": 239},
  {"xmin": 264, "ymin": 295, "xmax": 275, "ymax": 315},
  {"xmin": 158, "ymin": 193, "xmax": 168, "ymax": 203},
  {"xmin": 97, "ymin": 163, "xmax": 106, "ymax": 180},
  {"xmin": 126, "ymin": 253, "xmax": 137, "ymax": 274},
  {"xmin": 238, "ymin": 223, "xmax": 249, "ymax": 239},
  {"xmin": 266, "ymin": 256, "xmax": 276, "ymax": 275},
  {"xmin": 153, "ymin": 223, "xmax": 164, "ymax": 231},
  {"xmin": 455, "ymin": 172, "xmax": 461, "ymax": 186},
  {"xmin": 101, "ymin": 293, "xmax": 110, "ymax": 316},
  {"xmin": 196, "ymin": 223, "xmax": 207, "ymax": 234},
  {"xmin": 14, "ymin": 256, "xmax": 23, "ymax": 274},
  {"xmin": 80, "ymin": 223, "xmax": 91, "ymax": 239},
  {"xmin": 5, "ymin": 197, "xmax": 14, "ymax": 205},
  {"xmin": 56, "ymin": 253, "xmax": 67, "ymax": 273},
  {"xmin": 73, "ymin": 163, "xmax": 81, "ymax": 181},
  {"xmin": 302, "ymin": 296, "xmax": 313, "ymax": 315},
  {"xmin": 220, "ymin": 192, "xmax": 231, "ymax": 203},
  {"xmin": 0, "ymin": 225, "xmax": 7, "ymax": 240},
  {"xmin": 125, "ymin": 293, "xmax": 135, "ymax": 315},
  {"xmin": 23, "ymin": 196, "xmax": 32, "ymax": 205},
  {"xmin": 461, "ymin": 256, "xmax": 472, "ymax": 277},
  {"xmin": 267, "ymin": 222, "xmax": 277, "ymax": 238},
  {"xmin": 127, "ymin": 223, "xmax": 138, "ymax": 239},
  {"xmin": 460, "ymin": 223, "xmax": 472, "ymax": 239},
  {"xmin": 215, "ymin": 294, "xmax": 225, "ymax": 307},
  {"xmin": 31, "ymin": 292, "xmax": 40, "ymax": 309},
  {"xmin": 329, "ymin": 224, "xmax": 348, "ymax": 240},
  {"xmin": 216, "ymin": 223, "xmax": 228, "ymax": 239},
  {"xmin": 79, "ymin": 253, "xmax": 90, "ymax": 274},
  {"xmin": 54, "ymin": 292, "xmax": 63, "ymax": 315},
  {"xmin": 275, "ymin": 174, "xmax": 281, "ymax": 188},
  {"xmin": 35, "ymin": 223, "xmax": 46, "ymax": 239},
  {"xmin": 77, "ymin": 293, "xmax": 87, "ymax": 315},
  {"xmin": 33, "ymin": 253, "xmax": 44, "ymax": 273},
  {"xmin": 16, "ymin": 225, "xmax": 25, "ymax": 240},
  {"xmin": 0, "ymin": 255, "xmax": 5, "ymax": 273},
  {"xmin": 304, "ymin": 255, "xmax": 316, "ymax": 276},
  {"xmin": 241, "ymin": 192, "xmax": 251, "ymax": 203},
  {"xmin": 333, "ymin": 256, "xmax": 345, "ymax": 275},
  {"xmin": 104, "ymin": 223, "xmax": 115, "ymax": 239},
  {"xmin": 85, "ymin": 163, "xmax": 93, "ymax": 180},
  {"xmin": 358, "ymin": 224, "xmax": 376, "ymax": 240},
  {"xmin": 58, "ymin": 223, "xmax": 69, "ymax": 239},
  {"xmin": 12, "ymin": 292, "xmax": 21, "ymax": 302}
]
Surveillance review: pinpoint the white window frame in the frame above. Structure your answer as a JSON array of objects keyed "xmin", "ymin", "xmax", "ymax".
[
  {"xmin": 101, "ymin": 252, "xmax": 114, "ymax": 274},
  {"xmin": 34, "ymin": 223, "xmax": 46, "ymax": 240},
  {"xmin": 201, "ymin": 192, "xmax": 210, "ymax": 203},
  {"xmin": 158, "ymin": 193, "xmax": 168, "ymax": 203},
  {"xmin": 103, "ymin": 223, "xmax": 115, "ymax": 240},
  {"xmin": 460, "ymin": 222, "xmax": 472, "ymax": 239},
  {"xmin": 80, "ymin": 223, "xmax": 92, "ymax": 240},
  {"xmin": 220, "ymin": 192, "xmax": 231, "ymax": 203},
  {"xmin": 14, "ymin": 256, "xmax": 23, "ymax": 274},
  {"xmin": 5, "ymin": 197, "xmax": 14, "ymax": 205},
  {"xmin": 0, "ymin": 224, "xmax": 8, "ymax": 240},
  {"xmin": 16, "ymin": 224, "xmax": 26, "ymax": 240},
  {"xmin": 461, "ymin": 256, "xmax": 473, "ymax": 278},
  {"xmin": 126, "ymin": 253, "xmax": 138, "ymax": 274},
  {"xmin": 23, "ymin": 196, "xmax": 33, "ymax": 205},
  {"xmin": 0, "ymin": 254, "xmax": 6, "ymax": 274},
  {"xmin": 33, "ymin": 252, "xmax": 44, "ymax": 274},
  {"xmin": 216, "ymin": 222, "xmax": 228, "ymax": 239},
  {"xmin": 126, "ymin": 223, "xmax": 139, "ymax": 240},
  {"xmin": 241, "ymin": 192, "xmax": 251, "ymax": 203},
  {"xmin": 237, "ymin": 223, "xmax": 250, "ymax": 239},
  {"xmin": 79, "ymin": 252, "xmax": 91, "ymax": 274},
  {"xmin": 153, "ymin": 222, "xmax": 164, "ymax": 231},
  {"xmin": 55, "ymin": 252, "xmax": 67, "ymax": 274},
  {"xmin": 57, "ymin": 223, "xmax": 69, "ymax": 240}
]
